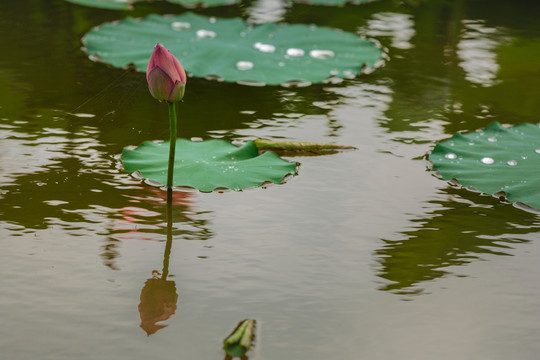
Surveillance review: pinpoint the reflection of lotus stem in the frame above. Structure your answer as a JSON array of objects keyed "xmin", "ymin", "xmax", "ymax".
[
  {"xmin": 162, "ymin": 188, "xmax": 173, "ymax": 280},
  {"xmin": 167, "ymin": 102, "xmax": 177, "ymax": 188}
]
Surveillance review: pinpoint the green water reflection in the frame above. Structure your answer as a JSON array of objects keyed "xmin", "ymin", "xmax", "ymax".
[
  {"xmin": 376, "ymin": 187, "xmax": 540, "ymax": 295},
  {"xmin": 370, "ymin": 0, "xmax": 540, "ymax": 139}
]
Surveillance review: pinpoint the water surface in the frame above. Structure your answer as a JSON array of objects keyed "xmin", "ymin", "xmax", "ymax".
[{"xmin": 1, "ymin": 0, "xmax": 540, "ymax": 359}]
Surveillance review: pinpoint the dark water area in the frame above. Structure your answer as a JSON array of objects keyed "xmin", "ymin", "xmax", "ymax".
[{"xmin": 1, "ymin": 0, "xmax": 540, "ymax": 359}]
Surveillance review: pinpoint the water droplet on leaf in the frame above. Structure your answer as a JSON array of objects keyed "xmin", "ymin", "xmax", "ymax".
[
  {"xmin": 254, "ymin": 42, "xmax": 275, "ymax": 53},
  {"xmin": 309, "ymin": 49, "xmax": 335, "ymax": 59},
  {"xmin": 197, "ymin": 29, "xmax": 216, "ymax": 39},
  {"xmin": 507, "ymin": 160, "xmax": 517, "ymax": 166},
  {"xmin": 171, "ymin": 22, "xmax": 190, "ymax": 30},
  {"xmin": 286, "ymin": 48, "xmax": 305, "ymax": 57},
  {"xmin": 343, "ymin": 70, "xmax": 356, "ymax": 79},
  {"xmin": 445, "ymin": 153, "xmax": 457, "ymax": 159},
  {"xmin": 236, "ymin": 61, "xmax": 254, "ymax": 71},
  {"xmin": 481, "ymin": 157, "xmax": 494, "ymax": 164}
]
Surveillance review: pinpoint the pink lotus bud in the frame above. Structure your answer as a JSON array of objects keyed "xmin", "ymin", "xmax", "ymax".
[{"xmin": 146, "ymin": 44, "xmax": 186, "ymax": 103}]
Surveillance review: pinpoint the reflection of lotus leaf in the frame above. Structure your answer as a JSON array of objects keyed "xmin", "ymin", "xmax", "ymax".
[
  {"xmin": 138, "ymin": 278, "xmax": 178, "ymax": 335},
  {"xmin": 82, "ymin": 13, "xmax": 383, "ymax": 85},
  {"xmin": 376, "ymin": 188, "xmax": 534, "ymax": 296},
  {"xmin": 429, "ymin": 122, "xmax": 540, "ymax": 210},
  {"xmin": 121, "ymin": 139, "xmax": 297, "ymax": 192}
]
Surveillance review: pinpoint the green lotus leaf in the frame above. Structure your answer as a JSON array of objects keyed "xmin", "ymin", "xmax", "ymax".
[
  {"xmin": 121, "ymin": 139, "xmax": 297, "ymax": 192},
  {"xmin": 82, "ymin": 13, "xmax": 383, "ymax": 85},
  {"xmin": 66, "ymin": 0, "xmax": 135, "ymax": 10},
  {"xmin": 66, "ymin": 0, "xmax": 238, "ymax": 9},
  {"xmin": 66, "ymin": 0, "xmax": 370, "ymax": 10},
  {"xmin": 429, "ymin": 122, "xmax": 540, "ymax": 209}
]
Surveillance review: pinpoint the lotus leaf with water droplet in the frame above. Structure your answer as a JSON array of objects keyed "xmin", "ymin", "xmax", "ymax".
[
  {"xmin": 121, "ymin": 139, "xmax": 297, "ymax": 192},
  {"xmin": 66, "ymin": 0, "xmax": 240, "ymax": 10},
  {"xmin": 66, "ymin": 0, "xmax": 372, "ymax": 10},
  {"xmin": 82, "ymin": 12, "xmax": 383, "ymax": 85},
  {"xmin": 429, "ymin": 122, "xmax": 540, "ymax": 210}
]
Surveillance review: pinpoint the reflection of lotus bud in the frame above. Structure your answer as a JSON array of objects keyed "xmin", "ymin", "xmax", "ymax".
[
  {"xmin": 146, "ymin": 43, "xmax": 186, "ymax": 103},
  {"xmin": 138, "ymin": 278, "xmax": 178, "ymax": 335},
  {"xmin": 223, "ymin": 319, "xmax": 256, "ymax": 358}
]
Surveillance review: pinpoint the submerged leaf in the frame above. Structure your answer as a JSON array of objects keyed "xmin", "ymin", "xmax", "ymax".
[
  {"xmin": 66, "ymin": 0, "xmax": 135, "ymax": 10},
  {"xmin": 82, "ymin": 13, "xmax": 383, "ymax": 85},
  {"xmin": 121, "ymin": 139, "xmax": 297, "ymax": 192},
  {"xmin": 254, "ymin": 138, "xmax": 356, "ymax": 154},
  {"xmin": 429, "ymin": 122, "xmax": 540, "ymax": 209}
]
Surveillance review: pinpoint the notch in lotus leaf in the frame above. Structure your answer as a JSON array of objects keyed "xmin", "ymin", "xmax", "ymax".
[{"xmin": 122, "ymin": 139, "xmax": 298, "ymax": 192}]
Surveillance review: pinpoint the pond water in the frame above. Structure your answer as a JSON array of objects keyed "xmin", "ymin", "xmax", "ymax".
[{"xmin": 1, "ymin": 0, "xmax": 540, "ymax": 359}]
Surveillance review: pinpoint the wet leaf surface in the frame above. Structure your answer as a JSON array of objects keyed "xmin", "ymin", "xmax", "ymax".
[
  {"xmin": 82, "ymin": 13, "xmax": 383, "ymax": 85},
  {"xmin": 429, "ymin": 122, "xmax": 540, "ymax": 209},
  {"xmin": 122, "ymin": 139, "xmax": 297, "ymax": 191}
]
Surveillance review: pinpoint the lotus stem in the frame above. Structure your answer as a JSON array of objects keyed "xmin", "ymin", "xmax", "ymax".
[
  {"xmin": 167, "ymin": 102, "xmax": 177, "ymax": 188},
  {"xmin": 161, "ymin": 187, "xmax": 173, "ymax": 280}
]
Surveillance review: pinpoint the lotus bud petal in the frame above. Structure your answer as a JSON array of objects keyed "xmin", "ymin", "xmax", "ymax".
[{"xmin": 146, "ymin": 44, "xmax": 186, "ymax": 103}]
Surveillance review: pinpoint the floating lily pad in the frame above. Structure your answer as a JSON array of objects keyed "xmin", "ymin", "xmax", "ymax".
[
  {"xmin": 82, "ymin": 13, "xmax": 383, "ymax": 85},
  {"xmin": 67, "ymin": 0, "xmax": 370, "ymax": 10},
  {"xmin": 66, "ymin": 0, "xmax": 237, "ymax": 10},
  {"xmin": 66, "ymin": 0, "xmax": 135, "ymax": 10},
  {"xmin": 121, "ymin": 139, "xmax": 297, "ymax": 192},
  {"xmin": 429, "ymin": 122, "xmax": 540, "ymax": 209}
]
